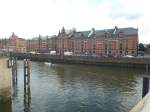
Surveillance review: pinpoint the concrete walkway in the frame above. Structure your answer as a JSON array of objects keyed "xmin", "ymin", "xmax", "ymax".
[
  {"xmin": 130, "ymin": 92, "xmax": 150, "ymax": 112},
  {"xmin": 0, "ymin": 58, "xmax": 11, "ymax": 103}
]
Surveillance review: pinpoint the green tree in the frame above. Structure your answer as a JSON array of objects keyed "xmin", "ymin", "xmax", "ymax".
[
  {"xmin": 146, "ymin": 44, "xmax": 150, "ymax": 48},
  {"xmin": 138, "ymin": 43, "xmax": 145, "ymax": 51}
]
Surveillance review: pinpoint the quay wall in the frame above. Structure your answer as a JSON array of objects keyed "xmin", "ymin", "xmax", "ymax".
[
  {"xmin": 52, "ymin": 56, "xmax": 149, "ymax": 69},
  {"xmin": 0, "ymin": 58, "xmax": 11, "ymax": 103},
  {"xmin": 130, "ymin": 92, "xmax": 150, "ymax": 112},
  {"xmin": 12, "ymin": 53, "xmax": 150, "ymax": 69}
]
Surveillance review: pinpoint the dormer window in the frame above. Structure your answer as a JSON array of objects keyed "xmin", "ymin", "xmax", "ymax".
[
  {"xmin": 88, "ymin": 28, "xmax": 96, "ymax": 38},
  {"xmin": 113, "ymin": 26, "xmax": 120, "ymax": 38},
  {"xmin": 113, "ymin": 26, "xmax": 119, "ymax": 34},
  {"xmin": 105, "ymin": 31, "xmax": 110, "ymax": 38},
  {"xmin": 113, "ymin": 29, "xmax": 116, "ymax": 34}
]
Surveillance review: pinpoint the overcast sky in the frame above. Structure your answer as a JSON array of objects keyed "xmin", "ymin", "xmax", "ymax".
[{"xmin": 0, "ymin": 0, "xmax": 149, "ymax": 43}]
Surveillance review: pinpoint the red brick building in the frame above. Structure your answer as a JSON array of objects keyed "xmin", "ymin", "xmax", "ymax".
[
  {"xmin": 26, "ymin": 26, "xmax": 138, "ymax": 57},
  {"xmin": 48, "ymin": 26, "xmax": 138, "ymax": 56},
  {"xmin": 0, "ymin": 38, "xmax": 8, "ymax": 51},
  {"xmin": 26, "ymin": 35, "xmax": 50, "ymax": 53},
  {"xmin": 8, "ymin": 32, "xmax": 26, "ymax": 53}
]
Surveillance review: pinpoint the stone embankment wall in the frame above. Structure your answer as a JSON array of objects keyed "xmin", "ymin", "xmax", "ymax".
[
  {"xmin": 0, "ymin": 58, "xmax": 11, "ymax": 103},
  {"xmin": 130, "ymin": 92, "xmax": 150, "ymax": 112}
]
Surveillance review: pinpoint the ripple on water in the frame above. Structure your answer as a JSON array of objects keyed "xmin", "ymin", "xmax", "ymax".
[{"xmin": 9, "ymin": 61, "xmax": 146, "ymax": 112}]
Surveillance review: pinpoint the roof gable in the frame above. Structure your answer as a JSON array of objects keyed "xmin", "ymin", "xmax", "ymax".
[{"xmin": 73, "ymin": 27, "xmax": 137, "ymax": 38}]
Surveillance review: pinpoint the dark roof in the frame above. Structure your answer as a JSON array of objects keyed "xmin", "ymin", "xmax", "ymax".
[
  {"xmin": 74, "ymin": 31, "xmax": 90, "ymax": 38},
  {"xmin": 74, "ymin": 27, "xmax": 137, "ymax": 38},
  {"xmin": 118, "ymin": 27, "xmax": 138, "ymax": 35},
  {"xmin": 32, "ymin": 35, "xmax": 50, "ymax": 40}
]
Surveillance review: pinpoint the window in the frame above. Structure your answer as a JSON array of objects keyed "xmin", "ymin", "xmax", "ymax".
[
  {"xmin": 120, "ymin": 43, "xmax": 123, "ymax": 50},
  {"xmin": 105, "ymin": 43, "xmax": 107, "ymax": 49},
  {"xmin": 93, "ymin": 39, "xmax": 96, "ymax": 49},
  {"xmin": 120, "ymin": 51, "xmax": 122, "ymax": 54},
  {"xmin": 109, "ymin": 51, "xmax": 111, "ymax": 54},
  {"xmin": 93, "ymin": 48, "xmax": 96, "ymax": 54},
  {"xmin": 81, "ymin": 41, "xmax": 83, "ymax": 47},
  {"xmin": 132, "ymin": 51, "xmax": 135, "ymax": 54}
]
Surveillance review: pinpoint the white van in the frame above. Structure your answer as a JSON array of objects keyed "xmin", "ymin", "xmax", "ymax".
[
  {"xmin": 64, "ymin": 52, "xmax": 73, "ymax": 56},
  {"xmin": 50, "ymin": 51, "xmax": 56, "ymax": 55}
]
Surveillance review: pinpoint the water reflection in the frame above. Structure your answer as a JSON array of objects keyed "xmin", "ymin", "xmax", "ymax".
[
  {"xmin": 51, "ymin": 64, "xmax": 144, "ymax": 112},
  {"xmin": 24, "ymin": 87, "xmax": 31, "ymax": 112},
  {"xmin": 12, "ymin": 81, "xmax": 18, "ymax": 98},
  {"xmin": 54, "ymin": 64, "xmax": 142, "ymax": 91},
  {"xmin": 0, "ymin": 100, "xmax": 12, "ymax": 112}
]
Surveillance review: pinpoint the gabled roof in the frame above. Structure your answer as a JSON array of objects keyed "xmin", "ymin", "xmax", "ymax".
[{"xmin": 73, "ymin": 27, "xmax": 137, "ymax": 38}]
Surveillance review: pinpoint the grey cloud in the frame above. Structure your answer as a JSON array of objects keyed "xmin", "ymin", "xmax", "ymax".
[
  {"xmin": 105, "ymin": 0, "xmax": 142, "ymax": 20},
  {"xmin": 106, "ymin": 0, "xmax": 142, "ymax": 20},
  {"xmin": 110, "ymin": 12, "xmax": 142, "ymax": 20},
  {"xmin": 126, "ymin": 13, "xmax": 142, "ymax": 20}
]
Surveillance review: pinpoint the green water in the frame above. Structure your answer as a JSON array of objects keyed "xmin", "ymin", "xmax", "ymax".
[{"xmin": 0, "ymin": 61, "xmax": 149, "ymax": 112}]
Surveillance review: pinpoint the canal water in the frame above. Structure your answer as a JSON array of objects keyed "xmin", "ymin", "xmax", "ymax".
[{"xmin": 0, "ymin": 61, "xmax": 149, "ymax": 112}]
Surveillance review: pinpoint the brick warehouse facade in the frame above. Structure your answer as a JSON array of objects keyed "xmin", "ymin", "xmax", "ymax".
[
  {"xmin": 0, "ymin": 32, "xmax": 26, "ymax": 53},
  {"xmin": 26, "ymin": 35, "xmax": 50, "ymax": 53},
  {"xmin": 8, "ymin": 32, "xmax": 26, "ymax": 53},
  {"xmin": 48, "ymin": 26, "xmax": 138, "ymax": 56},
  {"xmin": 0, "ymin": 26, "xmax": 138, "ymax": 57}
]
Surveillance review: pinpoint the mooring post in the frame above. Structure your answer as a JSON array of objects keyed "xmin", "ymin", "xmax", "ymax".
[
  {"xmin": 12, "ymin": 57, "xmax": 18, "ymax": 84},
  {"xmin": 10, "ymin": 56, "xmax": 13, "ymax": 67},
  {"xmin": 142, "ymin": 77, "xmax": 149, "ymax": 98},
  {"xmin": 15, "ymin": 57, "xmax": 18, "ymax": 83},
  {"xmin": 11, "ymin": 57, "xmax": 14, "ymax": 81},
  {"xmin": 24, "ymin": 86, "xmax": 31, "ymax": 112},
  {"xmin": 7, "ymin": 57, "xmax": 13, "ymax": 68},
  {"xmin": 7, "ymin": 59, "xmax": 10, "ymax": 68},
  {"xmin": 28, "ymin": 59, "xmax": 30, "ymax": 86},
  {"xmin": 146, "ymin": 64, "xmax": 149, "ymax": 73},
  {"xmin": 24, "ymin": 59, "xmax": 30, "ymax": 93},
  {"xmin": 24, "ymin": 59, "xmax": 31, "ymax": 111}
]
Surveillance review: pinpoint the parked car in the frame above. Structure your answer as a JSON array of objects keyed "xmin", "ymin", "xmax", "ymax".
[
  {"xmin": 123, "ymin": 55, "xmax": 134, "ymax": 58},
  {"xmin": 29, "ymin": 51, "xmax": 36, "ymax": 54}
]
